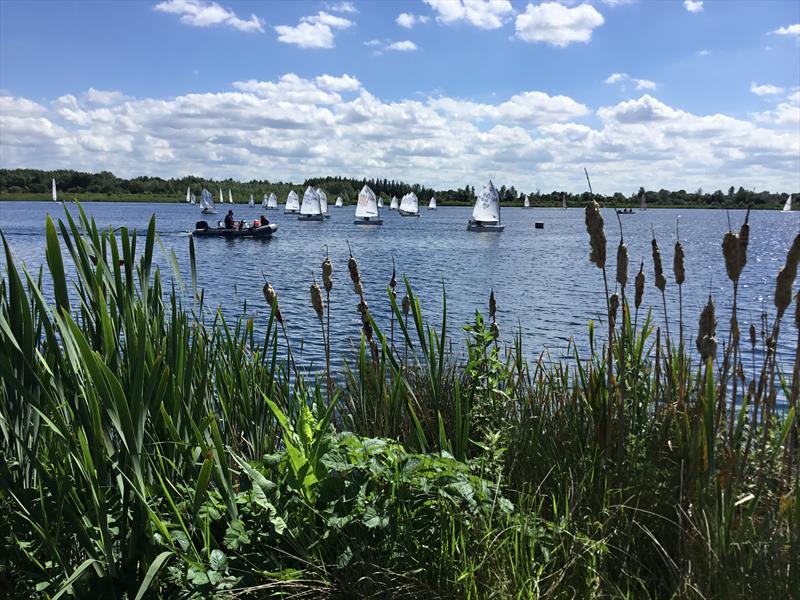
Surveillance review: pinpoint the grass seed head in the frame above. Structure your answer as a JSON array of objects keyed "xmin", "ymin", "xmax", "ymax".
[
  {"xmin": 697, "ymin": 295, "xmax": 717, "ymax": 361},
  {"xmin": 322, "ymin": 257, "xmax": 333, "ymax": 293},
  {"xmin": 389, "ymin": 265, "xmax": 397, "ymax": 298},
  {"xmin": 749, "ymin": 322, "xmax": 756, "ymax": 348},
  {"xmin": 402, "ymin": 294, "xmax": 411, "ymax": 317},
  {"xmin": 651, "ymin": 237, "xmax": 666, "ymax": 292},
  {"xmin": 585, "ymin": 200, "xmax": 606, "ymax": 269},
  {"xmin": 311, "ymin": 280, "xmax": 324, "ymax": 320},
  {"xmin": 490, "ymin": 321, "xmax": 499, "ymax": 340},
  {"xmin": 263, "ymin": 282, "xmax": 284, "ymax": 323},
  {"xmin": 610, "ymin": 293, "xmax": 619, "ymax": 325},
  {"xmin": 673, "ymin": 241, "xmax": 685, "ymax": 285},
  {"xmin": 489, "ymin": 290, "xmax": 497, "ymax": 320},
  {"xmin": 635, "ymin": 261, "xmax": 645, "ymax": 309},
  {"xmin": 616, "ymin": 241, "xmax": 628, "ymax": 288}
]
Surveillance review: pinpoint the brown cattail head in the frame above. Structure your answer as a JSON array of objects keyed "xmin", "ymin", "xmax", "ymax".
[
  {"xmin": 616, "ymin": 241, "xmax": 628, "ymax": 288},
  {"xmin": 489, "ymin": 290, "xmax": 497, "ymax": 320},
  {"xmin": 696, "ymin": 295, "xmax": 717, "ymax": 361},
  {"xmin": 402, "ymin": 294, "xmax": 411, "ymax": 317},
  {"xmin": 348, "ymin": 255, "xmax": 363, "ymax": 296},
  {"xmin": 722, "ymin": 211, "xmax": 750, "ymax": 282},
  {"xmin": 775, "ymin": 234, "xmax": 800, "ymax": 319},
  {"xmin": 673, "ymin": 241, "xmax": 685, "ymax": 285},
  {"xmin": 262, "ymin": 282, "xmax": 283, "ymax": 323},
  {"xmin": 490, "ymin": 321, "xmax": 499, "ymax": 340},
  {"xmin": 357, "ymin": 299, "xmax": 370, "ymax": 325},
  {"xmin": 322, "ymin": 257, "xmax": 333, "ymax": 293},
  {"xmin": 609, "ymin": 293, "xmax": 620, "ymax": 326},
  {"xmin": 363, "ymin": 319, "xmax": 373, "ymax": 341},
  {"xmin": 635, "ymin": 260, "xmax": 645, "ymax": 309},
  {"xmin": 651, "ymin": 237, "xmax": 666, "ymax": 292},
  {"xmin": 585, "ymin": 200, "xmax": 606, "ymax": 269},
  {"xmin": 311, "ymin": 280, "xmax": 324, "ymax": 320},
  {"xmin": 389, "ymin": 264, "xmax": 397, "ymax": 298},
  {"xmin": 749, "ymin": 322, "xmax": 756, "ymax": 348}
]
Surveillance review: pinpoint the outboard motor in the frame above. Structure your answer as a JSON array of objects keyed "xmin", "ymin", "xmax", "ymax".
[{"xmin": 195, "ymin": 220, "xmax": 209, "ymax": 230}]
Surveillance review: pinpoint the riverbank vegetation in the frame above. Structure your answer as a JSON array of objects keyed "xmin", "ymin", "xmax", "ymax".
[
  {"xmin": 1, "ymin": 168, "xmax": 795, "ymax": 209},
  {"xmin": 1, "ymin": 205, "xmax": 798, "ymax": 598}
]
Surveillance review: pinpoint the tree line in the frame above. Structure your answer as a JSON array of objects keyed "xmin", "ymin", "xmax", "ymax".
[{"xmin": 0, "ymin": 169, "xmax": 795, "ymax": 209}]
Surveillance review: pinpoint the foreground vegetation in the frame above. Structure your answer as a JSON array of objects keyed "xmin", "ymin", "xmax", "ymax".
[
  {"xmin": 2, "ymin": 168, "xmax": 796, "ymax": 209},
  {"xmin": 0, "ymin": 205, "xmax": 798, "ymax": 598}
]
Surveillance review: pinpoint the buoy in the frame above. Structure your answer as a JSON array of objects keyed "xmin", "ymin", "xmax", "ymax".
[{"xmin": 534, "ymin": 221, "xmax": 544, "ymax": 229}]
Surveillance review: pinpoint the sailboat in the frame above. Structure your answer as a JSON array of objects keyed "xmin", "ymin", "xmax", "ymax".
[
  {"xmin": 191, "ymin": 193, "xmax": 196, "ymax": 205},
  {"xmin": 267, "ymin": 193, "xmax": 278, "ymax": 210},
  {"xmin": 316, "ymin": 188, "xmax": 331, "ymax": 218},
  {"xmin": 219, "ymin": 187, "xmax": 224, "ymax": 207},
  {"xmin": 335, "ymin": 195, "xmax": 344, "ymax": 208},
  {"xmin": 377, "ymin": 197, "xmax": 384, "ymax": 208},
  {"xmin": 52, "ymin": 178, "xmax": 60, "ymax": 204},
  {"xmin": 262, "ymin": 194, "xmax": 269, "ymax": 208},
  {"xmin": 354, "ymin": 185, "xmax": 382, "ymax": 225},
  {"xmin": 523, "ymin": 195, "xmax": 530, "ymax": 208},
  {"xmin": 228, "ymin": 189, "xmax": 234, "ymax": 204},
  {"xmin": 200, "ymin": 188, "xmax": 217, "ymax": 214},
  {"xmin": 284, "ymin": 190, "xmax": 300, "ymax": 214},
  {"xmin": 186, "ymin": 186, "xmax": 192, "ymax": 203},
  {"xmin": 783, "ymin": 196, "xmax": 793, "ymax": 212},
  {"xmin": 299, "ymin": 186, "xmax": 324, "ymax": 221},
  {"xmin": 249, "ymin": 194, "xmax": 255, "ymax": 208},
  {"xmin": 428, "ymin": 196, "xmax": 437, "ymax": 210},
  {"xmin": 561, "ymin": 194, "xmax": 567, "ymax": 210},
  {"xmin": 639, "ymin": 190, "xmax": 647, "ymax": 211},
  {"xmin": 399, "ymin": 192, "xmax": 420, "ymax": 217},
  {"xmin": 467, "ymin": 181, "xmax": 504, "ymax": 232},
  {"xmin": 389, "ymin": 196, "xmax": 399, "ymax": 210}
]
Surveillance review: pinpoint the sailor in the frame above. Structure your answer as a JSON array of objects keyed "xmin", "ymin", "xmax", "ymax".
[{"xmin": 224, "ymin": 210, "xmax": 235, "ymax": 229}]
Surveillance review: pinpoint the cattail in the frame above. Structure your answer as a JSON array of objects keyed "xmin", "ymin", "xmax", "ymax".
[
  {"xmin": 696, "ymin": 295, "xmax": 717, "ymax": 361},
  {"xmin": 389, "ymin": 264, "xmax": 397, "ymax": 299},
  {"xmin": 357, "ymin": 299, "xmax": 370, "ymax": 325},
  {"xmin": 616, "ymin": 241, "xmax": 628, "ymax": 288},
  {"xmin": 775, "ymin": 234, "xmax": 800, "ymax": 318},
  {"xmin": 348, "ymin": 254, "xmax": 362, "ymax": 296},
  {"xmin": 363, "ymin": 319, "xmax": 373, "ymax": 341},
  {"xmin": 749, "ymin": 323, "xmax": 756, "ymax": 348},
  {"xmin": 609, "ymin": 293, "xmax": 619, "ymax": 325},
  {"xmin": 651, "ymin": 237, "xmax": 666, "ymax": 291},
  {"xmin": 402, "ymin": 294, "xmax": 411, "ymax": 317},
  {"xmin": 722, "ymin": 211, "xmax": 750, "ymax": 282},
  {"xmin": 489, "ymin": 290, "xmax": 497, "ymax": 320},
  {"xmin": 634, "ymin": 261, "xmax": 645, "ymax": 309},
  {"xmin": 311, "ymin": 280, "xmax": 324, "ymax": 321},
  {"xmin": 262, "ymin": 282, "xmax": 283, "ymax": 324},
  {"xmin": 673, "ymin": 240, "xmax": 685, "ymax": 285},
  {"xmin": 322, "ymin": 257, "xmax": 333, "ymax": 293},
  {"xmin": 490, "ymin": 321, "xmax": 499, "ymax": 340},
  {"xmin": 585, "ymin": 200, "xmax": 606, "ymax": 269}
]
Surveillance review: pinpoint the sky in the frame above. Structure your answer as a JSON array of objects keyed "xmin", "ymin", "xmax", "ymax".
[{"xmin": 0, "ymin": 0, "xmax": 798, "ymax": 194}]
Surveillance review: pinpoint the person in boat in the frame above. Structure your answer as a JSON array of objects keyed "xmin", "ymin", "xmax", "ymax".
[
  {"xmin": 224, "ymin": 210, "xmax": 235, "ymax": 229},
  {"xmin": 260, "ymin": 214, "xmax": 270, "ymax": 226}
]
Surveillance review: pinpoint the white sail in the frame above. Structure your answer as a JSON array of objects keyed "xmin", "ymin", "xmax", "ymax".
[
  {"xmin": 390, "ymin": 196, "xmax": 399, "ymax": 210},
  {"xmin": 267, "ymin": 193, "xmax": 278, "ymax": 209},
  {"xmin": 562, "ymin": 194, "xmax": 567, "ymax": 210},
  {"xmin": 429, "ymin": 196, "xmax": 437, "ymax": 209},
  {"xmin": 262, "ymin": 194, "xmax": 268, "ymax": 208},
  {"xmin": 186, "ymin": 186, "xmax": 191, "ymax": 203},
  {"xmin": 316, "ymin": 188, "xmax": 328, "ymax": 214},
  {"xmin": 399, "ymin": 192, "xmax": 419, "ymax": 215},
  {"xmin": 472, "ymin": 181, "xmax": 500, "ymax": 224},
  {"xmin": 285, "ymin": 190, "xmax": 300, "ymax": 211},
  {"xmin": 782, "ymin": 196, "xmax": 791, "ymax": 212},
  {"xmin": 639, "ymin": 191, "xmax": 647, "ymax": 210},
  {"xmin": 335, "ymin": 195, "xmax": 344, "ymax": 207},
  {"xmin": 200, "ymin": 188, "xmax": 215, "ymax": 211},
  {"xmin": 300, "ymin": 186, "xmax": 322, "ymax": 215},
  {"xmin": 355, "ymin": 185, "xmax": 379, "ymax": 218},
  {"xmin": 52, "ymin": 178, "xmax": 58, "ymax": 203},
  {"xmin": 228, "ymin": 189, "xmax": 233, "ymax": 204},
  {"xmin": 377, "ymin": 197, "xmax": 384, "ymax": 208},
  {"xmin": 219, "ymin": 187, "xmax": 224, "ymax": 205},
  {"xmin": 249, "ymin": 194, "xmax": 254, "ymax": 207},
  {"xmin": 191, "ymin": 193, "xmax": 196, "ymax": 205},
  {"xmin": 523, "ymin": 195, "xmax": 530, "ymax": 208}
]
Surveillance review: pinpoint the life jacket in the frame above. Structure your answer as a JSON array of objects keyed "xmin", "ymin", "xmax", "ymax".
[{"xmin": 253, "ymin": 220, "xmax": 260, "ymax": 228}]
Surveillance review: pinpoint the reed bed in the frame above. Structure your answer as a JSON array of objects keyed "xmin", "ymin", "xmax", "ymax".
[{"xmin": 0, "ymin": 205, "xmax": 798, "ymax": 599}]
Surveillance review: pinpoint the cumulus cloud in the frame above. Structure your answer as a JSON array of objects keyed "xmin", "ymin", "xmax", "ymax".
[
  {"xmin": 387, "ymin": 40, "xmax": 418, "ymax": 51},
  {"xmin": 424, "ymin": 0, "xmax": 514, "ymax": 30},
  {"xmin": 275, "ymin": 11, "xmax": 352, "ymax": 48},
  {"xmin": 153, "ymin": 0, "xmax": 264, "ymax": 32},
  {"xmin": 515, "ymin": 2, "xmax": 604, "ymax": 47},
  {"xmin": 750, "ymin": 82, "xmax": 784, "ymax": 96},
  {"xmin": 324, "ymin": 1, "xmax": 357, "ymax": 13},
  {"xmin": 396, "ymin": 12, "xmax": 430, "ymax": 28},
  {"xmin": 683, "ymin": 1, "xmax": 703, "ymax": 13},
  {"xmin": 770, "ymin": 23, "xmax": 800, "ymax": 37},
  {"xmin": 604, "ymin": 73, "xmax": 657, "ymax": 90},
  {"xmin": 1, "ymin": 78, "xmax": 798, "ymax": 193},
  {"xmin": 85, "ymin": 88, "xmax": 129, "ymax": 106}
]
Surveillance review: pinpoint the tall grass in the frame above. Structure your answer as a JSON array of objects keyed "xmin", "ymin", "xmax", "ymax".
[{"xmin": 0, "ymin": 205, "xmax": 798, "ymax": 598}]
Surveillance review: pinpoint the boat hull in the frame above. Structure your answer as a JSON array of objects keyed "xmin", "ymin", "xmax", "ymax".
[
  {"xmin": 284, "ymin": 209, "xmax": 299, "ymax": 214},
  {"xmin": 192, "ymin": 224, "xmax": 278, "ymax": 238},
  {"xmin": 467, "ymin": 220, "xmax": 504, "ymax": 232},
  {"xmin": 298, "ymin": 214, "xmax": 324, "ymax": 221},
  {"xmin": 398, "ymin": 210, "xmax": 419, "ymax": 217},
  {"xmin": 354, "ymin": 218, "xmax": 383, "ymax": 225},
  {"xmin": 201, "ymin": 209, "xmax": 217, "ymax": 215}
]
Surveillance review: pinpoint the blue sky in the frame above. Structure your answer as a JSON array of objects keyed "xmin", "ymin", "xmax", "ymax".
[{"xmin": 1, "ymin": 0, "xmax": 798, "ymax": 193}]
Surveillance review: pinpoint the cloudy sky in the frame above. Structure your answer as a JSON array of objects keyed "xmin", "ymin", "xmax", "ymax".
[{"xmin": 0, "ymin": 0, "xmax": 798, "ymax": 193}]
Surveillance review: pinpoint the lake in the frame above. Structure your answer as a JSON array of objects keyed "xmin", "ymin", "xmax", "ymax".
[{"xmin": 1, "ymin": 201, "xmax": 797, "ymax": 379}]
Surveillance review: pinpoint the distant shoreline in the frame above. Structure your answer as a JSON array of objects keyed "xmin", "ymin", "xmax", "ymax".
[{"xmin": 0, "ymin": 194, "xmax": 789, "ymax": 210}]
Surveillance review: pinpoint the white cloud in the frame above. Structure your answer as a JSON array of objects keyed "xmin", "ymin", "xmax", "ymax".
[
  {"xmin": 698, "ymin": 49, "xmax": 710, "ymax": 56},
  {"xmin": 275, "ymin": 11, "xmax": 352, "ymax": 48},
  {"xmin": 85, "ymin": 88, "xmax": 129, "ymax": 106},
  {"xmin": 324, "ymin": 1, "xmax": 357, "ymax": 13},
  {"xmin": 750, "ymin": 82, "xmax": 784, "ymax": 96},
  {"xmin": 153, "ymin": 0, "xmax": 264, "ymax": 33},
  {"xmin": 1, "ymin": 79, "xmax": 798, "ymax": 193},
  {"xmin": 770, "ymin": 23, "xmax": 800, "ymax": 37},
  {"xmin": 604, "ymin": 73, "xmax": 657, "ymax": 90},
  {"xmin": 396, "ymin": 12, "xmax": 430, "ymax": 28},
  {"xmin": 387, "ymin": 40, "xmax": 418, "ymax": 51},
  {"xmin": 683, "ymin": 0, "xmax": 703, "ymax": 13},
  {"xmin": 515, "ymin": 2, "xmax": 604, "ymax": 47},
  {"xmin": 424, "ymin": 0, "xmax": 514, "ymax": 30}
]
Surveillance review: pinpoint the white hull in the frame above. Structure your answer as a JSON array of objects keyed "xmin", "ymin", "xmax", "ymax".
[
  {"xmin": 467, "ymin": 220, "xmax": 504, "ymax": 232},
  {"xmin": 298, "ymin": 214, "xmax": 324, "ymax": 221},
  {"xmin": 398, "ymin": 209, "xmax": 419, "ymax": 217},
  {"xmin": 202, "ymin": 208, "xmax": 217, "ymax": 215},
  {"xmin": 284, "ymin": 209, "xmax": 299, "ymax": 214}
]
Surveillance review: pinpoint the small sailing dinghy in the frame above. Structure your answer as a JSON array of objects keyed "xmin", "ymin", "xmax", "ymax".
[
  {"xmin": 389, "ymin": 196, "xmax": 399, "ymax": 210},
  {"xmin": 52, "ymin": 178, "xmax": 60, "ymax": 204},
  {"xmin": 316, "ymin": 188, "xmax": 331, "ymax": 218},
  {"xmin": 267, "ymin": 192, "xmax": 278, "ymax": 210},
  {"xmin": 523, "ymin": 195, "xmax": 530, "ymax": 208},
  {"xmin": 782, "ymin": 196, "xmax": 792, "ymax": 212},
  {"xmin": 200, "ymin": 188, "xmax": 217, "ymax": 214},
  {"xmin": 639, "ymin": 190, "xmax": 647, "ymax": 211},
  {"xmin": 428, "ymin": 196, "xmax": 437, "ymax": 210},
  {"xmin": 335, "ymin": 195, "xmax": 344, "ymax": 208},
  {"xmin": 354, "ymin": 185, "xmax": 382, "ymax": 225},
  {"xmin": 299, "ymin": 186, "xmax": 324, "ymax": 221},
  {"xmin": 467, "ymin": 181, "xmax": 504, "ymax": 232},
  {"xmin": 219, "ymin": 187, "xmax": 224, "ymax": 207},
  {"xmin": 399, "ymin": 192, "xmax": 420, "ymax": 217},
  {"xmin": 191, "ymin": 193, "xmax": 196, "ymax": 205},
  {"xmin": 262, "ymin": 194, "xmax": 269, "ymax": 208},
  {"xmin": 378, "ymin": 197, "xmax": 384, "ymax": 208},
  {"xmin": 561, "ymin": 194, "xmax": 567, "ymax": 210},
  {"xmin": 249, "ymin": 194, "xmax": 255, "ymax": 208},
  {"xmin": 228, "ymin": 189, "xmax": 234, "ymax": 204},
  {"xmin": 186, "ymin": 186, "xmax": 192, "ymax": 203},
  {"xmin": 284, "ymin": 190, "xmax": 300, "ymax": 214}
]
